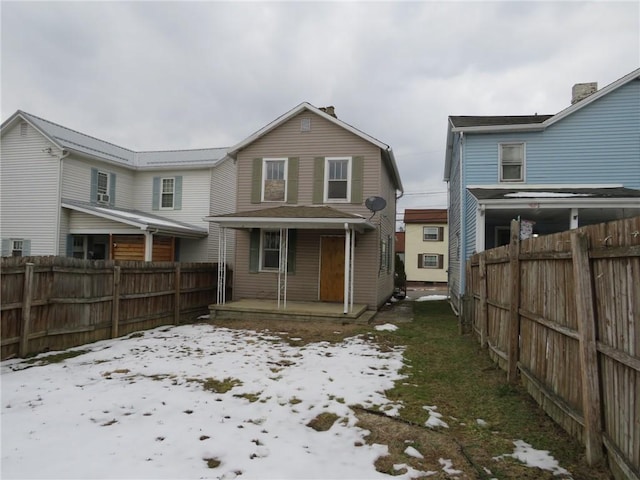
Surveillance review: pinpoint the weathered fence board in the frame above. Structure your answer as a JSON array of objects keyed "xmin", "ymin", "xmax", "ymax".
[
  {"xmin": 1, "ymin": 257, "xmax": 228, "ymax": 360},
  {"xmin": 465, "ymin": 216, "xmax": 640, "ymax": 479}
]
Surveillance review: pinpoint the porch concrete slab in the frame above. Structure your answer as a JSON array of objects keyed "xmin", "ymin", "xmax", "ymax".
[{"xmin": 209, "ymin": 299, "xmax": 373, "ymax": 324}]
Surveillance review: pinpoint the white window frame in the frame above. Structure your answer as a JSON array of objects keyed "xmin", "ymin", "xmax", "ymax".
[
  {"xmin": 261, "ymin": 158, "xmax": 288, "ymax": 202},
  {"xmin": 499, "ymin": 142, "xmax": 525, "ymax": 182},
  {"xmin": 96, "ymin": 170, "xmax": 110, "ymax": 202},
  {"xmin": 423, "ymin": 226, "xmax": 442, "ymax": 241},
  {"xmin": 260, "ymin": 229, "xmax": 281, "ymax": 271},
  {"xmin": 422, "ymin": 254, "xmax": 441, "ymax": 269},
  {"xmin": 12, "ymin": 240, "xmax": 23, "ymax": 257},
  {"xmin": 324, "ymin": 157, "xmax": 352, "ymax": 203},
  {"xmin": 160, "ymin": 177, "xmax": 175, "ymax": 209}
]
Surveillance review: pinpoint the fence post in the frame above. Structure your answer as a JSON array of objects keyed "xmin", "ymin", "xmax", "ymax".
[
  {"xmin": 19, "ymin": 263, "xmax": 35, "ymax": 357},
  {"xmin": 571, "ymin": 232, "xmax": 604, "ymax": 465},
  {"xmin": 507, "ymin": 219, "xmax": 521, "ymax": 383},
  {"xmin": 174, "ymin": 263, "xmax": 181, "ymax": 325},
  {"xmin": 479, "ymin": 253, "xmax": 488, "ymax": 348},
  {"xmin": 111, "ymin": 266, "xmax": 121, "ymax": 339}
]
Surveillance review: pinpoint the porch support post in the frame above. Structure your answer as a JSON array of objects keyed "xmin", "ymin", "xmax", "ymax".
[
  {"xmin": 476, "ymin": 204, "xmax": 486, "ymax": 253},
  {"xmin": 344, "ymin": 223, "xmax": 351, "ymax": 314},
  {"xmin": 278, "ymin": 228, "xmax": 289, "ymax": 309},
  {"xmin": 350, "ymin": 227, "xmax": 355, "ymax": 312},
  {"xmin": 144, "ymin": 231, "xmax": 153, "ymax": 261},
  {"xmin": 570, "ymin": 208, "xmax": 579, "ymax": 229},
  {"xmin": 217, "ymin": 226, "xmax": 227, "ymax": 305}
]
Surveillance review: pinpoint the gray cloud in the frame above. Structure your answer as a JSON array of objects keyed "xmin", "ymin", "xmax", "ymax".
[{"xmin": 2, "ymin": 1, "xmax": 638, "ymax": 214}]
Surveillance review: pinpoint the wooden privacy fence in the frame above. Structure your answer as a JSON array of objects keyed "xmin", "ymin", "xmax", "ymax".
[
  {"xmin": 1, "ymin": 256, "xmax": 230, "ymax": 360},
  {"xmin": 464, "ymin": 216, "xmax": 640, "ymax": 480}
]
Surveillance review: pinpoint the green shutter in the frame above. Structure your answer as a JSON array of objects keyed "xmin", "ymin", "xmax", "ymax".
[
  {"xmin": 249, "ymin": 229, "xmax": 260, "ymax": 273},
  {"xmin": 287, "ymin": 229, "xmax": 296, "ymax": 273},
  {"xmin": 174, "ymin": 176, "xmax": 183, "ymax": 210},
  {"xmin": 351, "ymin": 156, "xmax": 364, "ymax": 204},
  {"xmin": 312, "ymin": 157, "xmax": 325, "ymax": 204},
  {"xmin": 287, "ymin": 157, "xmax": 299, "ymax": 204},
  {"xmin": 251, "ymin": 158, "xmax": 262, "ymax": 204},
  {"xmin": 152, "ymin": 177, "xmax": 160, "ymax": 210},
  {"xmin": 109, "ymin": 173, "xmax": 116, "ymax": 206},
  {"xmin": 90, "ymin": 168, "xmax": 98, "ymax": 203}
]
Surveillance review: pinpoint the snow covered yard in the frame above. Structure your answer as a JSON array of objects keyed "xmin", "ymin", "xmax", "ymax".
[{"xmin": 2, "ymin": 323, "xmax": 414, "ymax": 479}]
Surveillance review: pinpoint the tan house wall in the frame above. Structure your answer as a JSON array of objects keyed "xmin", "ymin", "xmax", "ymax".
[{"xmin": 232, "ymin": 110, "xmax": 397, "ymax": 309}]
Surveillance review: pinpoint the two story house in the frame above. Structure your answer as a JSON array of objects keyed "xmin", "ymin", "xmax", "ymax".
[
  {"xmin": 207, "ymin": 103, "xmax": 403, "ymax": 319},
  {"xmin": 444, "ymin": 67, "xmax": 640, "ymax": 312},
  {"xmin": 403, "ymin": 209, "xmax": 448, "ymax": 286},
  {"xmin": 0, "ymin": 111, "xmax": 236, "ymax": 263}
]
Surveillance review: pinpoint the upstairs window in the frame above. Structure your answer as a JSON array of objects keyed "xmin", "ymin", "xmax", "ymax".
[
  {"xmin": 97, "ymin": 171, "xmax": 110, "ymax": 203},
  {"xmin": 423, "ymin": 226, "xmax": 444, "ymax": 241},
  {"xmin": 262, "ymin": 159, "xmax": 287, "ymax": 202},
  {"xmin": 325, "ymin": 157, "xmax": 351, "ymax": 202},
  {"xmin": 500, "ymin": 143, "xmax": 525, "ymax": 182},
  {"xmin": 161, "ymin": 178, "xmax": 175, "ymax": 208}
]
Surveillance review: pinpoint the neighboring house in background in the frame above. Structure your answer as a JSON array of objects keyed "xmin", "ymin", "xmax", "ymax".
[
  {"xmin": 0, "ymin": 111, "xmax": 236, "ymax": 263},
  {"xmin": 207, "ymin": 102, "xmax": 403, "ymax": 314},
  {"xmin": 444, "ymin": 67, "xmax": 640, "ymax": 312},
  {"xmin": 403, "ymin": 209, "xmax": 448, "ymax": 285}
]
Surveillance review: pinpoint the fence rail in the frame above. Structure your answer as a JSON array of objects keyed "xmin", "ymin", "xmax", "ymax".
[
  {"xmin": 464, "ymin": 216, "xmax": 640, "ymax": 480},
  {"xmin": 1, "ymin": 256, "xmax": 229, "ymax": 360}
]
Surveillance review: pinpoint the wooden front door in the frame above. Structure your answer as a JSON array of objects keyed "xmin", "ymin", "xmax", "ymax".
[{"xmin": 320, "ymin": 236, "xmax": 345, "ymax": 302}]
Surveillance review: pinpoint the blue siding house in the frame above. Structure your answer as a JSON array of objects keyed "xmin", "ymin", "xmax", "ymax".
[{"xmin": 444, "ymin": 68, "xmax": 640, "ymax": 312}]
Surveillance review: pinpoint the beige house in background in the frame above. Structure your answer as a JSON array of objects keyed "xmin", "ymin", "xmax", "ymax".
[{"xmin": 403, "ymin": 209, "xmax": 448, "ymax": 285}]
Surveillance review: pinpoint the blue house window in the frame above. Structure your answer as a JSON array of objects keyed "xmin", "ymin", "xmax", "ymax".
[{"xmin": 500, "ymin": 143, "xmax": 525, "ymax": 182}]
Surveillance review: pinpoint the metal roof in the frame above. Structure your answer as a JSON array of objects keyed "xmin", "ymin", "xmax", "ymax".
[
  {"xmin": 62, "ymin": 199, "xmax": 208, "ymax": 238},
  {"xmin": 4, "ymin": 111, "xmax": 228, "ymax": 169}
]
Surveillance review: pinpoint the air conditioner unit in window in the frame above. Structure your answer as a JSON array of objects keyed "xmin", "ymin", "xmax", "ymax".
[{"xmin": 97, "ymin": 193, "xmax": 110, "ymax": 203}]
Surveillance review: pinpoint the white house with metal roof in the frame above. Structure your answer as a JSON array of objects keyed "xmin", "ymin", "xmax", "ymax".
[{"xmin": 0, "ymin": 110, "xmax": 235, "ymax": 263}]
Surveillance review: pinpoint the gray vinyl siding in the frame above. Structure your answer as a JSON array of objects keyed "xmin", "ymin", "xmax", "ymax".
[
  {"xmin": 232, "ymin": 111, "xmax": 398, "ymax": 309},
  {"xmin": 209, "ymin": 158, "xmax": 237, "ymax": 266},
  {"xmin": 0, "ymin": 121, "xmax": 61, "ymax": 255},
  {"xmin": 58, "ymin": 208, "xmax": 70, "ymax": 256},
  {"xmin": 62, "ymin": 156, "xmax": 135, "ymax": 208},
  {"xmin": 447, "ymin": 133, "xmax": 463, "ymax": 306}
]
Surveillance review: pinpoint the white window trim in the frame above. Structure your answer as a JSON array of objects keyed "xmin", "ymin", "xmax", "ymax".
[
  {"xmin": 422, "ymin": 253, "xmax": 440, "ymax": 269},
  {"xmin": 261, "ymin": 158, "xmax": 288, "ymax": 203},
  {"xmin": 324, "ymin": 156, "xmax": 352, "ymax": 203},
  {"xmin": 499, "ymin": 142, "xmax": 525, "ymax": 183},
  {"xmin": 423, "ymin": 226, "xmax": 441, "ymax": 241},
  {"xmin": 259, "ymin": 229, "xmax": 281, "ymax": 272},
  {"xmin": 96, "ymin": 170, "xmax": 110, "ymax": 203},
  {"xmin": 160, "ymin": 177, "xmax": 175, "ymax": 210}
]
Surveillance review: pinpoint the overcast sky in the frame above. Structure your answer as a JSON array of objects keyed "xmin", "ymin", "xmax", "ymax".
[{"xmin": 2, "ymin": 1, "xmax": 638, "ymax": 221}]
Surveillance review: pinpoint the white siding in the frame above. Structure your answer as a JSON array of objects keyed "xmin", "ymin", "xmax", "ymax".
[
  {"xmin": 404, "ymin": 223, "xmax": 448, "ymax": 283},
  {"xmin": 62, "ymin": 156, "xmax": 136, "ymax": 208},
  {"xmin": 0, "ymin": 121, "xmax": 61, "ymax": 255}
]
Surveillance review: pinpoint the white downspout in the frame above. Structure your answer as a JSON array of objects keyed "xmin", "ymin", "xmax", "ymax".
[
  {"xmin": 343, "ymin": 223, "xmax": 351, "ymax": 314},
  {"xmin": 56, "ymin": 150, "xmax": 70, "ymax": 255}
]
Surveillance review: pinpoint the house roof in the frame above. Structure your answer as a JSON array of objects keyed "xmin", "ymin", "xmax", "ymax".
[
  {"xmin": 62, "ymin": 199, "xmax": 208, "ymax": 238},
  {"xmin": 227, "ymin": 102, "xmax": 404, "ymax": 193},
  {"xmin": 1, "ymin": 111, "xmax": 229, "ymax": 170},
  {"xmin": 467, "ymin": 186, "xmax": 640, "ymax": 208},
  {"xmin": 444, "ymin": 67, "xmax": 640, "ymax": 181},
  {"xmin": 205, "ymin": 205, "xmax": 376, "ymax": 232},
  {"xmin": 403, "ymin": 209, "xmax": 448, "ymax": 224}
]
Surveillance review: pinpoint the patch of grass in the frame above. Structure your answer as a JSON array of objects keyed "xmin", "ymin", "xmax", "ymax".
[
  {"xmin": 289, "ymin": 396, "xmax": 302, "ymax": 405},
  {"xmin": 24, "ymin": 349, "xmax": 89, "ymax": 365},
  {"xmin": 306, "ymin": 412, "xmax": 339, "ymax": 432},
  {"xmin": 198, "ymin": 377, "xmax": 242, "ymax": 393},
  {"xmin": 203, "ymin": 457, "xmax": 221, "ymax": 469},
  {"xmin": 234, "ymin": 392, "xmax": 262, "ymax": 403}
]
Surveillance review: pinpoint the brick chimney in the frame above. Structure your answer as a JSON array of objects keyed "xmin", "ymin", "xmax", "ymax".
[
  {"xmin": 571, "ymin": 82, "xmax": 597, "ymax": 104},
  {"xmin": 319, "ymin": 106, "xmax": 337, "ymax": 118}
]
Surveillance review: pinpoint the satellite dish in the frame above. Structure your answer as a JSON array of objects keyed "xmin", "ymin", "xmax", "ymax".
[{"xmin": 365, "ymin": 196, "xmax": 387, "ymax": 219}]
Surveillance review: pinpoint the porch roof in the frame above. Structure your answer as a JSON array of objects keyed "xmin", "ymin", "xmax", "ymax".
[
  {"xmin": 468, "ymin": 186, "xmax": 640, "ymax": 208},
  {"xmin": 62, "ymin": 199, "xmax": 209, "ymax": 238},
  {"xmin": 205, "ymin": 205, "xmax": 376, "ymax": 232}
]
